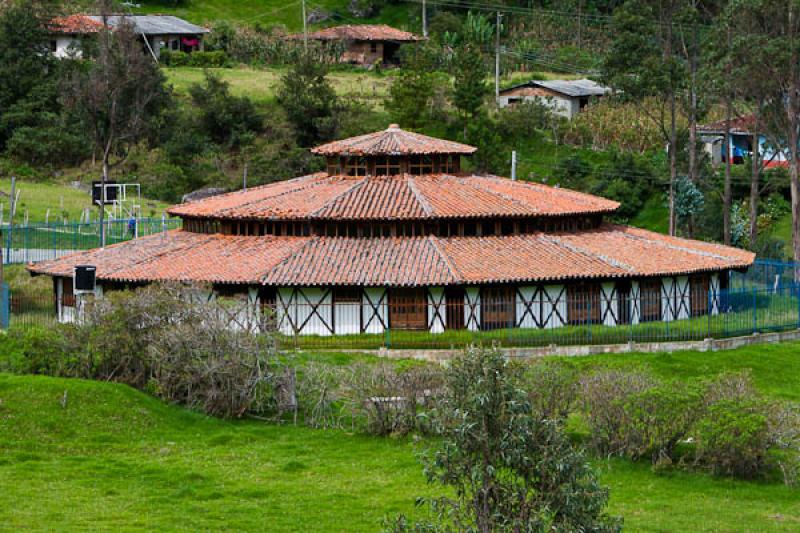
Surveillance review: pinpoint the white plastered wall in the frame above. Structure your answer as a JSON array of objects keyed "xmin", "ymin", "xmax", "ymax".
[
  {"xmin": 362, "ymin": 287, "xmax": 387, "ymax": 334},
  {"xmin": 465, "ymin": 288, "xmax": 481, "ymax": 331},
  {"xmin": 427, "ymin": 287, "xmax": 446, "ymax": 334}
]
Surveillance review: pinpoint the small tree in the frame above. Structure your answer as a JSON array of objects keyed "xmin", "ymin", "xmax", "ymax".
[
  {"xmin": 0, "ymin": 1, "xmax": 55, "ymax": 148},
  {"xmin": 451, "ymin": 43, "xmax": 489, "ymax": 133},
  {"xmin": 189, "ymin": 70, "xmax": 262, "ymax": 149},
  {"xmin": 390, "ymin": 346, "xmax": 620, "ymax": 532},
  {"xmin": 276, "ymin": 52, "xmax": 340, "ymax": 146},
  {"xmin": 63, "ymin": 7, "xmax": 170, "ymax": 246}
]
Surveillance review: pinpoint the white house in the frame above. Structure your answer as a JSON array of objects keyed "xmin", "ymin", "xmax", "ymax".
[
  {"xmin": 48, "ymin": 14, "xmax": 209, "ymax": 59},
  {"xmin": 497, "ymin": 79, "xmax": 610, "ymax": 119}
]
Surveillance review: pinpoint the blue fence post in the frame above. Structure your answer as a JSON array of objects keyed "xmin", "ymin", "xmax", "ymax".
[
  {"xmin": 752, "ymin": 287, "xmax": 758, "ymax": 334},
  {"xmin": 0, "ymin": 283, "xmax": 9, "ymax": 330}
]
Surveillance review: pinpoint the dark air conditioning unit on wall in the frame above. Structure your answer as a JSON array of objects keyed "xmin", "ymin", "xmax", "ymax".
[{"xmin": 74, "ymin": 265, "xmax": 97, "ymax": 294}]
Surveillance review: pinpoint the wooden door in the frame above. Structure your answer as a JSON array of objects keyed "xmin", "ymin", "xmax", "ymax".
[
  {"xmin": 690, "ymin": 275, "xmax": 710, "ymax": 317},
  {"xmin": 445, "ymin": 287, "xmax": 465, "ymax": 330},
  {"xmin": 389, "ymin": 288, "xmax": 427, "ymax": 330},
  {"xmin": 481, "ymin": 287, "xmax": 515, "ymax": 330},
  {"xmin": 567, "ymin": 282, "xmax": 601, "ymax": 325}
]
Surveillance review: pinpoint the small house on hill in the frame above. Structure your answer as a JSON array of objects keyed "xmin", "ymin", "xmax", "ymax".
[
  {"xmin": 497, "ymin": 79, "xmax": 610, "ymax": 119},
  {"xmin": 48, "ymin": 14, "xmax": 209, "ymax": 59},
  {"xmin": 698, "ymin": 114, "xmax": 787, "ymax": 168},
  {"xmin": 288, "ymin": 24, "xmax": 421, "ymax": 66}
]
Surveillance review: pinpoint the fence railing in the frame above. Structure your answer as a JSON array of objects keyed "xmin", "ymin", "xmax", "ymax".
[
  {"xmin": 8, "ymin": 285, "xmax": 800, "ymax": 351},
  {"xmin": 2, "ymin": 218, "xmax": 182, "ymax": 264}
]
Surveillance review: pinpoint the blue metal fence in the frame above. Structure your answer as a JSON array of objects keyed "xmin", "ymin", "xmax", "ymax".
[
  {"xmin": 2, "ymin": 218, "xmax": 182, "ymax": 264},
  {"xmin": 730, "ymin": 259, "xmax": 799, "ymax": 291}
]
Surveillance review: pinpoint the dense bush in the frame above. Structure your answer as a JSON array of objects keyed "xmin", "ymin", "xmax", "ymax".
[
  {"xmin": 522, "ymin": 359, "xmax": 579, "ymax": 421},
  {"xmin": 160, "ymin": 50, "xmax": 230, "ymax": 68}
]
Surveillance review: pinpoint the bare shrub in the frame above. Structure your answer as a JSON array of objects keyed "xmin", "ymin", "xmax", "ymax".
[
  {"xmin": 296, "ymin": 362, "xmax": 345, "ymax": 429},
  {"xmin": 340, "ymin": 362, "xmax": 444, "ymax": 436},
  {"xmin": 579, "ymin": 369, "xmax": 657, "ymax": 456},
  {"xmin": 60, "ymin": 283, "xmax": 278, "ymax": 418},
  {"xmin": 522, "ymin": 359, "xmax": 579, "ymax": 422}
]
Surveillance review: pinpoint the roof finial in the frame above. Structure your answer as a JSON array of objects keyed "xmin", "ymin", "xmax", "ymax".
[{"xmin": 387, "ymin": 123, "xmax": 400, "ymax": 130}]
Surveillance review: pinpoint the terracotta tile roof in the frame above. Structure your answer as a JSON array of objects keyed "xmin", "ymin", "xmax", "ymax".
[
  {"xmin": 27, "ymin": 231, "xmax": 308, "ymax": 284},
  {"xmin": 311, "ymin": 125, "xmax": 476, "ymax": 156},
  {"xmin": 168, "ymin": 173, "xmax": 619, "ymax": 221},
  {"xmin": 288, "ymin": 24, "xmax": 421, "ymax": 42},
  {"xmin": 49, "ymin": 14, "xmax": 104, "ymax": 34},
  {"xmin": 28, "ymin": 225, "xmax": 754, "ymax": 286},
  {"xmin": 698, "ymin": 114, "xmax": 757, "ymax": 135}
]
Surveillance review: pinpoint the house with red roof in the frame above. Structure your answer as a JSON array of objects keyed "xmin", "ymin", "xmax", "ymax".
[
  {"xmin": 288, "ymin": 24, "xmax": 421, "ymax": 66},
  {"xmin": 28, "ymin": 125, "xmax": 754, "ymax": 334},
  {"xmin": 48, "ymin": 14, "xmax": 209, "ymax": 59},
  {"xmin": 698, "ymin": 114, "xmax": 787, "ymax": 168}
]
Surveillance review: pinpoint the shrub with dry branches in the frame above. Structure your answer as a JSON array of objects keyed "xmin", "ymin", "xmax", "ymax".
[{"xmin": 60, "ymin": 283, "xmax": 278, "ymax": 418}]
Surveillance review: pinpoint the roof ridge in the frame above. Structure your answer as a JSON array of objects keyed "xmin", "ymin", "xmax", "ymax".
[
  {"xmin": 617, "ymin": 226, "xmax": 743, "ymax": 261},
  {"xmin": 544, "ymin": 233, "xmax": 636, "ymax": 272},
  {"xmin": 105, "ymin": 231, "xmax": 216, "ymax": 277},
  {"xmin": 259, "ymin": 235, "xmax": 321, "ymax": 285},
  {"xmin": 427, "ymin": 235, "xmax": 462, "ymax": 283},
  {"xmin": 463, "ymin": 175, "xmax": 540, "ymax": 213},
  {"xmin": 406, "ymin": 176, "xmax": 434, "ymax": 216},
  {"xmin": 309, "ymin": 176, "xmax": 368, "ymax": 217},
  {"xmin": 211, "ymin": 174, "xmax": 327, "ymax": 217}
]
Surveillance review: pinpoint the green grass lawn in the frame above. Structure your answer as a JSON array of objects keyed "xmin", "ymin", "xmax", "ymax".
[
  {"xmin": 2, "ymin": 342, "xmax": 800, "ymax": 531},
  {"xmin": 135, "ymin": 0, "xmax": 416, "ymax": 32},
  {"xmin": 164, "ymin": 66, "xmax": 395, "ymax": 105},
  {"xmin": 0, "ymin": 178, "xmax": 171, "ymax": 224}
]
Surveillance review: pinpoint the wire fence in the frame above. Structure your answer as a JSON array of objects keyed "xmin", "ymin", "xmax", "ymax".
[
  {"xmin": 7, "ymin": 284, "xmax": 800, "ymax": 351},
  {"xmin": 2, "ymin": 218, "xmax": 182, "ymax": 264}
]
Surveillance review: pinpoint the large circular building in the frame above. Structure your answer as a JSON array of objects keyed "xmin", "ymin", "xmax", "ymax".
[{"xmin": 29, "ymin": 125, "xmax": 754, "ymax": 334}]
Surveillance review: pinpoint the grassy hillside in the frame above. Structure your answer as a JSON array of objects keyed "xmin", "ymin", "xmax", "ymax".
[
  {"xmin": 164, "ymin": 66, "xmax": 394, "ymax": 105},
  {"xmin": 135, "ymin": 0, "xmax": 416, "ymax": 32},
  {"xmin": 0, "ymin": 178, "xmax": 171, "ymax": 224},
  {"xmin": 3, "ymin": 343, "xmax": 800, "ymax": 530}
]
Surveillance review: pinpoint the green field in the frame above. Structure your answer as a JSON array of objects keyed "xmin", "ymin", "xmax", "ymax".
[
  {"xmin": 134, "ymin": 0, "xmax": 416, "ymax": 32},
  {"xmin": 0, "ymin": 178, "xmax": 171, "ymax": 224},
  {"xmin": 164, "ymin": 66, "xmax": 395, "ymax": 105},
  {"xmin": 2, "ymin": 343, "xmax": 800, "ymax": 531}
]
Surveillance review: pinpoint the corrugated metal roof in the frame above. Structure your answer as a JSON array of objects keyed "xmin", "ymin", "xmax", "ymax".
[
  {"xmin": 88, "ymin": 15, "xmax": 209, "ymax": 35},
  {"xmin": 501, "ymin": 78, "xmax": 610, "ymax": 98}
]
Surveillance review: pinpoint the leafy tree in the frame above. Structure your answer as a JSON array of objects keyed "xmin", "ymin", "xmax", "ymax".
[
  {"xmin": 389, "ymin": 346, "xmax": 620, "ymax": 533},
  {"xmin": 276, "ymin": 53, "xmax": 340, "ymax": 146},
  {"xmin": 452, "ymin": 43, "xmax": 489, "ymax": 134},
  {"xmin": 63, "ymin": 8, "xmax": 171, "ymax": 246},
  {"xmin": 387, "ymin": 54, "xmax": 446, "ymax": 130},
  {"xmin": 0, "ymin": 1, "xmax": 57, "ymax": 148},
  {"xmin": 189, "ymin": 70, "xmax": 262, "ymax": 149},
  {"xmin": 602, "ymin": 0, "xmax": 686, "ymax": 235},
  {"xmin": 675, "ymin": 174, "xmax": 705, "ymax": 234}
]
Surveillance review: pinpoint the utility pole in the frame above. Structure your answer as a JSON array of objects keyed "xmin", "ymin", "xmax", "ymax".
[
  {"xmin": 302, "ymin": 0, "xmax": 308, "ymax": 50},
  {"xmin": 511, "ymin": 151, "xmax": 517, "ymax": 180},
  {"xmin": 422, "ymin": 0, "xmax": 428, "ymax": 38},
  {"xmin": 495, "ymin": 12, "xmax": 502, "ymax": 99}
]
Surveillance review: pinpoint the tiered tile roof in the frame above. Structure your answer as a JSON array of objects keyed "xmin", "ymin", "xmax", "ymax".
[
  {"xmin": 28, "ymin": 225, "xmax": 754, "ymax": 286},
  {"xmin": 311, "ymin": 125, "xmax": 476, "ymax": 156},
  {"xmin": 167, "ymin": 173, "xmax": 620, "ymax": 220}
]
